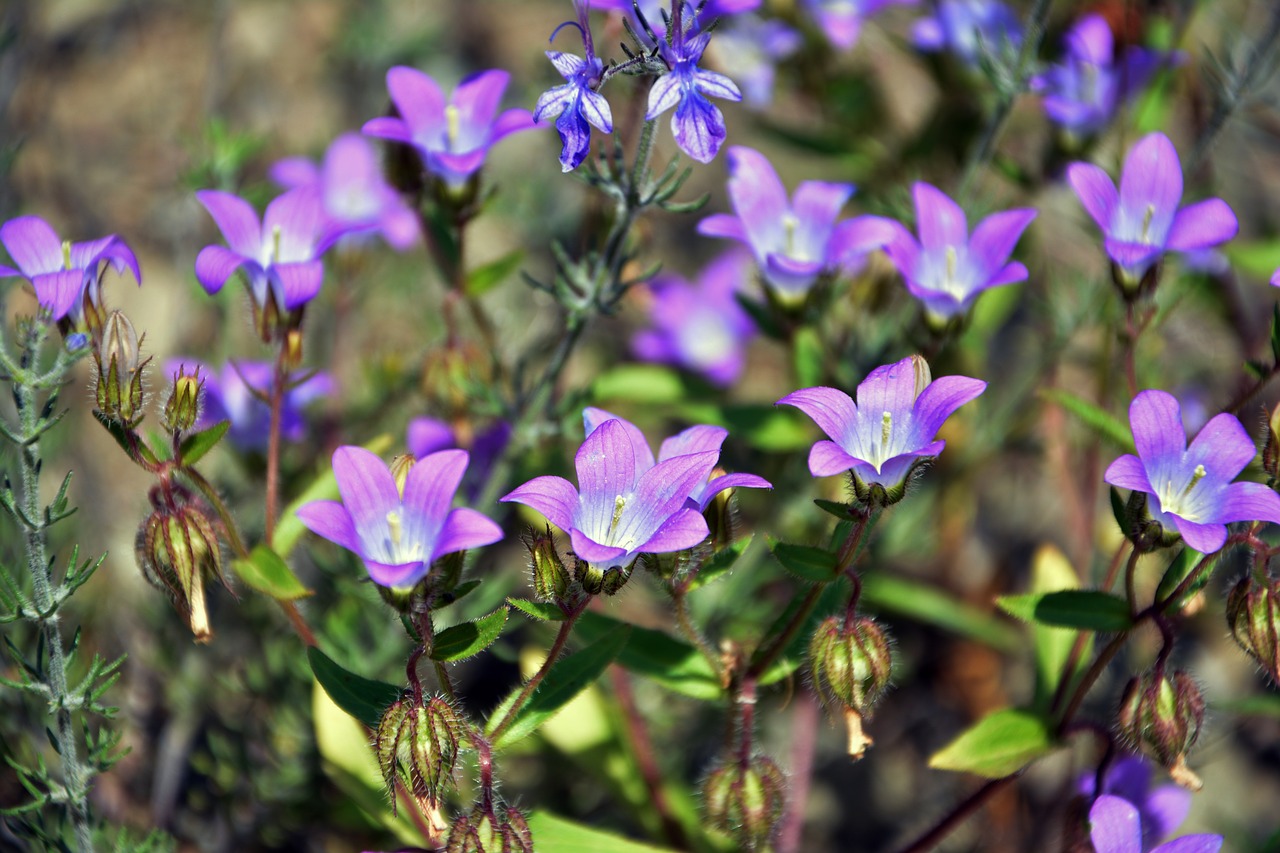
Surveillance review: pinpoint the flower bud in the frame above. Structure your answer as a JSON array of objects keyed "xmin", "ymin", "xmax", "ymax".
[
  {"xmin": 701, "ymin": 756, "xmax": 786, "ymax": 852},
  {"xmin": 375, "ymin": 694, "xmax": 471, "ymax": 807},
  {"xmin": 162, "ymin": 365, "xmax": 204, "ymax": 433},
  {"xmin": 95, "ymin": 310, "xmax": 149, "ymax": 427},
  {"xmin": 809, "ymin": 616, "xmax": 893, "ymax": 758},
  {"xmin": 135, "ymin": 498, "xmax": 224, "ymax": 642},
  {"xmin": 445, "ymin": 803, "xmax": 534, "ymax": 853},
  {"xmin": 1265, "ymin": 407, "xmax": 1280, "ymax": 485},
  {"xmin": 573, "ymin": 556, "xmax": 634, "ymax": 596},
  {"xmin": 525, "ymin": 526, "xmax": 570, "ymax": 601},
  {"xmin": 1226, "ymin": 576, "xmax": 1280, "ymax": 684},
  {"xmin": 1117, "ymin": 670, "xmax": 1205, "ymax": 790}
]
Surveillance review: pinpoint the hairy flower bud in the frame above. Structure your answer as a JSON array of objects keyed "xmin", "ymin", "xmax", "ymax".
[
  {"xmin": 162, "ymin": 365, "xmax": 204, "ymax": 433},
  {"xmin": 95, "ymin": 310, "xmax": 149, "ymax": 427},
  {"xmin": 525, "ymin": 526, "xmax": 569, "ymax": 601},
  {"xmin": 445, "ymin": 803, "xmax": 534, "ymax": 853},
  {"xmin": 135, "ymin": 496, "xmax": 224, "ymax": 642},
  {"xmin": 809, "ymin": 615, "xmax": 893, "ymax": 758},
  {"xmin": 1226, "ymin": 576, "xmax": 1280, "ymax": 684},
  {"xmin": 1266, "ymin": 406, "xmax": 1280, "ymax": 486},
  {"xmin": 1117, "ymin": 670, "xmax": 1205, "ymax": 790},
  {"xmin": 701, "ymin": 756, "xmax": 786, "ymax": 852},
  {"xmin": 375, "ymin": 694, "xmax": 471, "ymax": 809}
]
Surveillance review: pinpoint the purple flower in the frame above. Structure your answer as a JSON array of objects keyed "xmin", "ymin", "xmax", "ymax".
[
  {"xmin": 803, "ymin": 0, "xmax": 918, "ymax": 52},
  {"xmin": 194, "ymin": 187, "xmax": 327, "ymax": 313},
  {"xmin": 270, "ymin": 133, "xmax": 419, "ymax": 251},
  {"xmin": 698, "ymin": 146, "xmax": 898, "ymax": 299},
  {"xmin": 1032, "ymin": 14, "xmax": 1167, "ymax": 139},
  {"xmin": 534, "ymin": 2, "xmax": 613, "ymax": 172},
  {"xmin": 1079, "ymin": 756, "xmax": 1193, "ymax": 851},
  {"xmin": 1067, "ymin": 132, "xmax": 1238, "ymax": 283},
  {"xmin": 1089, "ymin": 795, "xmax": 1222, "ymax": 853},
  {"xmin": 581, "ymin": 408, "xmax": 771, "ymax": 510},
  {"xmin": 912, "ymin": 0, "xmax": 1022, "ymax": 66},
  {"xmin": 643, "ymin": 5, "xmax": 743, "ymax": 163},
  {"xmin": 591, "ymin": 0, "xmax": 761, "ymax": 45},
  {"xmin": 362, "ymin": 67, "xmax": 536, "ymax": 188},
  {"xmin": 1272, "ymin": 267, "xmax": 1280, "ymax": 288},
  {"xmin": 166, "ymin": 359, "xmax": 332, "ymax": 452},
  {"xmin": 1104, "ymin": 389, "xmax": 1280, "ymax": 553},
  {"xmin": 876, "ymin": 182, "xmax": 1036, "ymax": 320},
  {"xmin": 297, "ymin": 446, "xmax": 503, "ymax": 589},
  {"xmin": 632, "ymin": 251, "xmax": 756, "ymax": 386},
  {"xmin": 407, "ymin": 416, "xmax": 511, "ymax": 502},
  {"xmin": 705, "ymin": 15, "xmax": 802, "ymax": 109},
  {"xmin": 778, "ymin": 356, "xmax": 985, "ymax": 501},
  {"xmin": 500, "ymin": 410, "xmax": 768, "ymax": 570},
  {"xmin": 0, "ymin": 215, "xmax": 141, "ymax": 326}
]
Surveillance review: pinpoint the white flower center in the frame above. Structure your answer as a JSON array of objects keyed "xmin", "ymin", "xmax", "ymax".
[{"xmin": 1157, "ymin": 464, "xmax": 1208, "ymax": 520}]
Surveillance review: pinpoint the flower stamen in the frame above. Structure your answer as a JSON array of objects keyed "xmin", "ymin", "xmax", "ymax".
[{"xmin": 445, "ymin": 105, "xmax": 461, "ymax": 150}]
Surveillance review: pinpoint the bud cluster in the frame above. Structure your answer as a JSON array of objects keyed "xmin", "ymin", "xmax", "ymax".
[
  {"xmin": 445, "ymin": 802, "xmax": 534, "ymax": 853},
  {"xmin": 808, "ymin": 615, "xmax": 893, "ymax": 758},
  {"xmin": 1226, "ymin": 576, "xmax": 1280, "ymax": 684},
  {"xmin": 701, "ymin": 756, "xmax": 787, "ymax": 852},
  {"xmin": 1117, "ymin": 669, "xmax": 1205, "ymax": 790},
  {"xmin": 134, "ymin": 485, "xmax": 227, "ymax": 642},
  {"xmin": 376, "ymin": 694, "xmax": 471, "ymax": 811}
]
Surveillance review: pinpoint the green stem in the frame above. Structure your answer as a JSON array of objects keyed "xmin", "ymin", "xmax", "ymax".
[
  {"xmin": 264, "ymin": 341, "xmax": 287, "ymax": 547},
  {"xmin": 10, "ymin": 322, "xmax": 95, "ymax": 852},
  {"xmin": 487, "ymin": 600, "xmax": 586, "ymax": 746}
]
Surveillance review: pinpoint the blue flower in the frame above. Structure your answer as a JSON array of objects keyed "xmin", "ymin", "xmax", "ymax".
[{"xmin": 534, "ymin": 2, "xmax": 613, "ymax": 172}]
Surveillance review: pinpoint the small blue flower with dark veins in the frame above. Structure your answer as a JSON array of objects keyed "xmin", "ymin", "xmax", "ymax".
[{"xmin": 534, "ymin": 1, "xmax": 613, "ymax": 172}]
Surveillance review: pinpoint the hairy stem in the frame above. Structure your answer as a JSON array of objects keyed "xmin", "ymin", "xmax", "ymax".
[
  {"xmin": 486, "ymin": 600, "xmax": 586, "ymax": 745},
  {"xmin": 263, "ymin": 341, "xmax": 287, "ymax": 546}
]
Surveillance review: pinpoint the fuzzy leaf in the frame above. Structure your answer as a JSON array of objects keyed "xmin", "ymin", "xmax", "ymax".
[
  {"xmin": 770, "ymin": 539, "xmax": 839, "ymax": 583},
  {"xmin": 996, "ymin": 590, "xmax": 1132, "ymax": 632},
  {"xmin": 231, "ymin": 544, "xmax": 312, "ymax": 601},
  {"xmin": 178, "ymin": 420, "xmax": 230, "ymax": 466},
  {"xmin": 431, "ymin": 607, "xmax": 509, "ymax": 662},
  {"xmin": 308, "ymin": 647, "xmax": 403, "ymax": 729},
  {"xmin": 687, "ymin": 534, "xmax": 753, "ymax": 591},
  {"xmin": 929, "ymin": 708, "xmax": 1056, "ymax": 777},
  {"xmin": 508, "ymin": 598, "xmax": 569, "ymax": 621},
  {"xmin": 574, "ymin": 611, "xmax": 721, "ymax": 700}
]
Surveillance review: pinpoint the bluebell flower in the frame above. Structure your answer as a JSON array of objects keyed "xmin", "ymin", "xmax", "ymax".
[{"xmin": 534, "ymin": 1, "xmax": 613, "ymax": 172}]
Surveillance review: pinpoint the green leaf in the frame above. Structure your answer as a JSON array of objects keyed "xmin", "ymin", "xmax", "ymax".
[
  {"xmin": 437, "ymin": 578, "xmax": 481, "ymax": 609},
  {"xmin": 1027, "ymin": 545, "xmax": 1089, "ymax": 702},
  {"xmin": 814, "ymin": 499, "xmax": 853, "ymax": 520},
  {"xmin": 687, "ymin": 534, "xmax": 753, "ymax": 591},
  {"xmin": 465, "ymin": 249, "xmax": 524, "ymax": 297},
  {"xmin": 525, "ymin": 811, "xmax": 678, "ymax": 852},
  {"xmin": 1155, "ymin": 548, "xmax": 1213, "ymax": 609},
  {"xmin": 178, "ymin": 420, "xmax": 230, "ymax": 466},
  {"xmin": 997, "ymin": 590, "xmax": 1132, "ymax": 632},
  {"xmin": 1040, "ymin": 389, "xmax": 1134, "ymax": 452},
  {"xmin": 308, "ymin": 647, "xmax": 402, "ymax": 729},
  {"xmin": 1214, "ymin": 694, "xmax": 1280, "ymax": 718},
  {"xmin": 929, "ymin": 708, "xmax": 1056, "ymax": 777},
  {"xmin": 792, "ymin": 326, "xmax": 823, "ymax": 387},
  {"xmin": 862, "ymin": 573, "xmax": 1021, "ymax": 651},
  {"xmin": 431, "ymin": 607, "xmax": 509, "ymax": 661},
  {"xmin": 734, "ymin": 292, "xmax": 785, "ymax": 341},
  {"xmin": 592, "ymin": 364, "xmax": 685, "ymax": 405},
  {"xmin": 721, "ymin": 404, "xmax": 813, "ymax": 452},
  {"xmin": 488, "ymin": 624, "xmax": 630, "ymax": 748},
  {"xmin": 230, "ymin": 544, "xmax": 312, "ymax": 601},
  {"xmin": 1109, "ymin": 487, "xmax": 1130, "ymax": 537},
  {"xmin": 770, "ymin": 539, "xmax": 838, "ymax": 583},
  {"xmin": 574, "ymin": 612, "xmax": 721, "ymax": 700},
  {"xmin": 508, "ymin": 598, "xmax": 568, "ymax": 621},
  {"xmin": 1225, "ymin": 238, "xmax": 1280, "ymax": 280},
  {"xmin": 275, "ymin": 434, "xmax": 394, "ymax": 558}
]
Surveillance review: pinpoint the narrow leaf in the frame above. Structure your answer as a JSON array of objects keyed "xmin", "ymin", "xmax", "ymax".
[
  {"xmin": 488, "ymin": 625, "xmax": 630, "ymax": 748},
  {"xmin": 431, "ymin": 607, "xmax": 509, "ymax": 662},
  {"xmin": 231, "ymin": 544, "xmax": 312, "ymax": 601},
  {"xmin": 574, "ymin": 611, "xmax": 721, "ymax": 700},
  {"xmin": 929, "ymin": 708, "xmax": 1056, "ymax": 777},
  {"xmin": 178, "ymin": 420, "xmax": 230, "ymax": 466},
  {"xmin": 996, "ymin": 590, "xmax": 1132, "ymax": 632},
  {"xmin": 465, "ymin": 249, "xmax": 524, "ymax": 297},
  {"xmin": 508, "ymin": 598, "xmax": 568, "ymax": 621},
  {"xmin": 862, "ymin": 573, "xmax": 1020, "ymax": 651},
  {"xmin": 1040, "ymin": 389, "xmax": 1134, "ymax": 452},
  {"xmin": 792, "ymin": 326, "xmax": 824, "ymax": 387},
  {"xmin": 524, "ymin": 811, "xmax": 678, "ymax": 852},
  {"xmin": 687, "ymin": 534, "xmax": 753, "ymax": 591},
  {"xmin": 1027, "ymin": 545, "xmax": 1089, "ymax": 703},
  {"xmin": 770, "ymin": 539, "xmax": 838, "ymax": 583},
  {"xmin": 307, "ymin": 646, "xmax": 402, "ymax": 729}
]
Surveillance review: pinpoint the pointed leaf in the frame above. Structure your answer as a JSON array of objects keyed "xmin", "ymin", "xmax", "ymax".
[
  {"xmin": 178, "ymin": 420, "xmax": 231, "ymax": 466},
  {"xmin": 574, "ymin": 611, "xmax": 721, "ymax": 699},
  {"xmin": 792, "ymin": 326, "xmax": 824, "ymax": 387},
  {"xmin": 929, "ymin": 708, "xmax": 1056, "ymax": 777},
  {"xmin": 231, "ymin": 544, "xmax": 312, "ymax": 601},
  {"xmin": 814, "ymin": 499, "xmax": 854, "ymax": 520},
  {"xmin": 863, "ymin": 572, "xmax": 1021, "ymax": 651},
  {"xmin": 1155, "ymin": 547, "xmax": 1213, "ymax": 609},
  {"xmin": 770, "ymin": 539, "xmax": 839, "ymax": 583},
  {"xmin": 524, "ymin": 811, "xmax": 679, "ymax": 852},
  {"xmin": 687, "ymin": 534, "xmax": 754, "ymax": 591},
  {"xmin": 308, "ymin": 646, "xmax": 403, "ymax": 728},
  {"xmin": 465, "ymin": 249, "xmax": 524, "ymax": 297},
  {"xmin": 1040, "ymin": 389, "xmax": 1135, "ymax": 452},
  {"xmin": 1027, "ymin": 545, "xmax": 1089, "ymax": 703},
  {"xmin": 488, "ymin": 625, "xmax": 630, "ymax": 748},
  {"xmin": 997, "ymin": 590, "xmax": 1132, "ymax": 632},
  {"xmin": 431, "ymin": 607, "xmax": 510, "ymax": 661},
  {"xmin": 592, "ymin": 364, "xmax": 686, "ymax": 405},
  {"xmin": 508, "ymin": 598, "xmax": 569, "ymax": 621}
]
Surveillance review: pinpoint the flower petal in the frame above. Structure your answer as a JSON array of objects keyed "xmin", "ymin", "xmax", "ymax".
[
  {"xmin": 1152, "ymin": 836, "xmax": 1223, "ymax": 853},
  {"xmin": 1119, "ymin": 132, "xmax": 1183, "ymax": 227},
  {"xmin": 584, "ymin": 408, "xmax": 656, "ymax": 472},
  {"xmin": 646, "ymin": 72, "xmax": 683, "ymax": 119},
  {"xmin": 830, "ymin": 215, "xmax": 901, "ymax": 267},
  {"xmin": 31, "ymin": 271, "xmax": 85, "ymax": 320},
  {"xmin": 777, "ymin": 385, "xmax": 857, "ymax": 444},
  {"xmin": 1165, "ymin": 198, "xmax": 1238, "ymax": 253},
  {"xmin": 725, "ymin": 146, "xmax": 788, "ymax": 254},
  {"xmin": 364, "ymin": 557, "xmax": 428, "ymax": 589},
  {"xmin": 454, "ymin": 69, "xmax": 510, "ymax": 142},
  {"xmin": 569, "ymin": 528, "xmax": 628, "ymax": 563},
  {"xmin": 1170, "ymin": 516, "xmax": 1228, "ymax": 554},
  {"xmin": 693, "ymin": 68, "xmax": 742, "ymax": 102},
  {"xmin": 296, "ymin": 499, "xmax": 362, "ymax": 554},
  {"xmin": 634, "ymin": 450, "xmax": 720, "ymax": 523},
  {"xmin": 698, "ymin": 213, "xmax": 749, "ymax": 244},
  {"xmin": 1066, "ymin": 14, "xmax": 1114, "ymax": 65},
  {"xmin": 271, "ymin": 261, "xmax": 325, "ymax": 310},
  {"xmin": 500, "ymin": 475, "xmax": 580, "ymax": 531},
  {"xmin": 792, "ymin": 180, "xmax": 854, "ymax": 258},
  {"xmin": 402, "ymin": 449, "xmax": 469, "ymax": 545},
  {"xmin": 658, "ymin": 424, "xmax": 728, "ymax": 461},
  {"xmin": 332, "ymin": 446, "xmax": 400, "ymax": 544},
  {"xmin": 1104, "ymin": 454, "xmax": 1154, "ymax": 494},
  {"xmin": 671, "ymin": 91, "xmax": 726, "ymax": 163},
  {"xmin": 0, "ymin": 216, "xmax": 64, "ymax": 276},
  {"xmin": 968, "ymin": 208, "xmax": 1036, "ymax": 280},
  {"xmin": 1216, "ymin": 481, "xmax": 1280, "ymax": 526},
  {"xmin": 434, "ymin": 507, "xmax": 504, "ymax": 558},
  {"xmin": 1128, "ymin": 390, "xmax": 1187, "ymax": 483},
  {"xmin": 808, "ymin": 440, "xmax": 859, "ymax": 477},
  {"xmin": 1067, "ymin": 162, "xmax": 1119, "ymax": 232},
  {"xmin": 386, "ymin": 66, "xmax": 446, "ymax": 138},
  {"xmin": 1089, "ymin": 795, "xmax": 1143, "ymax": 853},
  {"xmin": 361, "ymin": 116, "xmax": 415, "ymax": 144},
  {"xmin": 1186, "ymin": 411, "xmax": 1257, "ymax": 481},
  {"xmin": 912, "ymin": 374, "xmax": 987, "ymax": 442},
  {"xmin": 407, "ymin": 418, "xmax": 456, "ymax": 458},
  {"xmin": 264, "ymin": 187, "xmax": 323, "ymax": 262},
  {"xmin": 691, "ymin": 472, "xmax": 772, "ymax": 509},
  {"xmin": 579, "ymin": 89, "xmax": 613, "ymax": 133},
  {"xmin": 637, "ymin": 506, "xmax": 710, "ymax": 553},
  {"xmin": 914, "ymin": 182, "xmax": 968, "ymax": 250},
  {"xmin": 196, "ymin": 190, "xmax": 263, "ymax": 258},
  {"xmin": 575, "ymin": 419, "xmax": 638, "ymax": 529},
  {"xmin": 194, "ymin": 246, "xmax": 250, "ymax": 295},
  {"xmin": 1142, "ymin": 783, "xmax": 1192, "ymax": 847}
]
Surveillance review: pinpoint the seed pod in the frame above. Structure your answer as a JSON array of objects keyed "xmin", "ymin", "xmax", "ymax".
[
  {"xmin": 1117, "ymin": 670, "xmax": 1205, "ymax": 790},
  {"xmin": 701, "ymin": 756, "xmax": 786, "ymax": 852},
  {"xmin": 135, "ymin": 499, "xmax": 224, "ymax": 642},
  {"xmin": 1226, "ymin": 576, "xmax": 1280, "ymax": 684},
  {"xmin": 446, "ymin": 802, "xmax": 534, "ymax": 853},
  {"xmin": 375, "ymin": 699, "xmax": 412, "ymax": 815},
  {"xmin": 162, "ymin": 364, "xmax": 204, "ymax": 433},
  {"xmin": 809, "ymin": 615, "xmax": 893, "ymax": 757},
  {"xmin": 524, "ymin": 526, "xmax": 569, "ymax": 602}
]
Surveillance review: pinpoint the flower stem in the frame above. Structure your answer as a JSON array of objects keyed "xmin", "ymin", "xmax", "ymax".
[
  {"xmin": 892, "ymin": 775, "xmax": 1021, "ymax": 853},
  {"xmin": 486, "ymin": 599, "xmax": 587, "ymax": 746},
  {"xmin": 610, "ymin": 668, "xmax": 689, "ymax": 849},
  {"xmin": 264, "ymin": 339, "xmax": 287, "ymax": 546}
]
